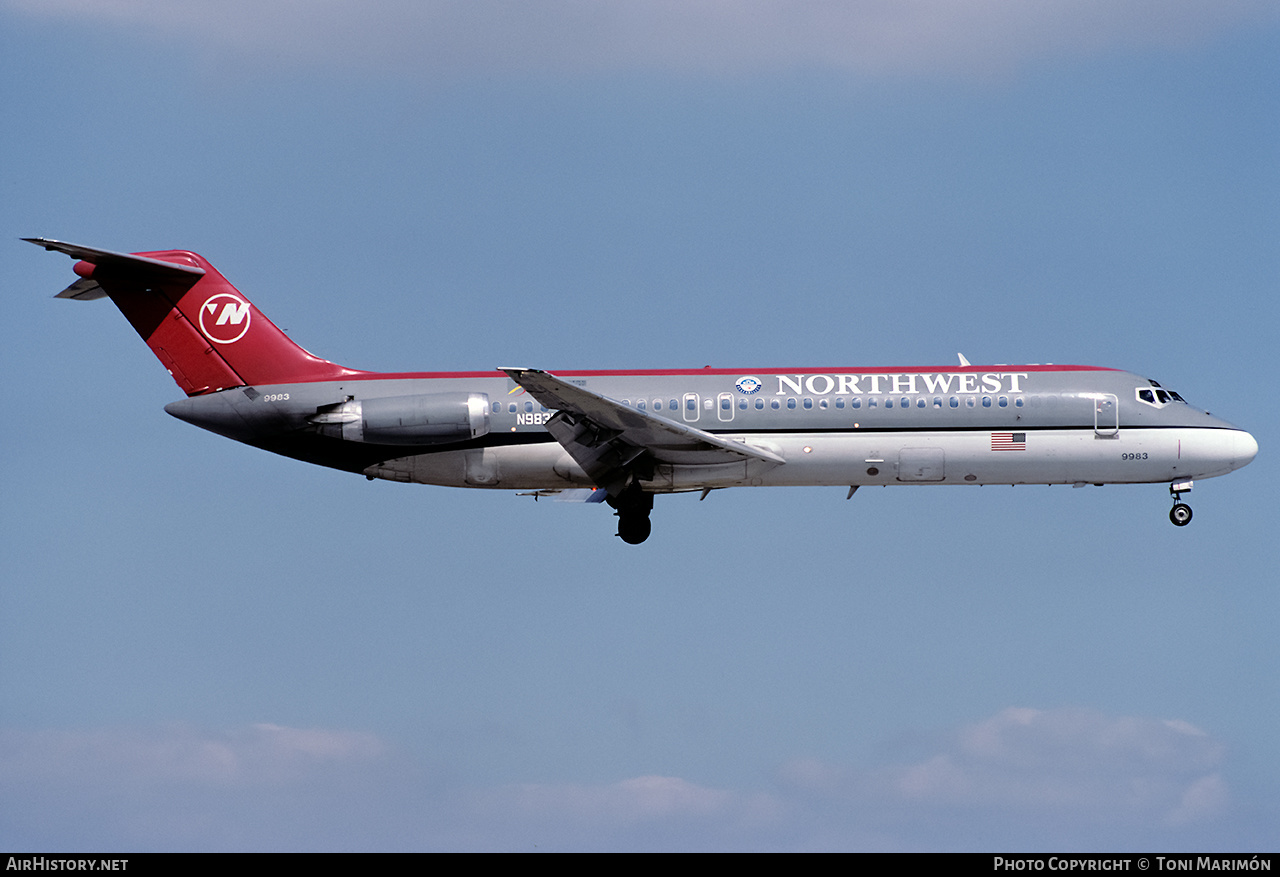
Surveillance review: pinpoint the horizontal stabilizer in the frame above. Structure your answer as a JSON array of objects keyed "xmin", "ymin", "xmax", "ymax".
[
  {"xmin": 24, "ymin": 238, "xmax": 206, "ymax": 280},
  {"xmin": 54, "ymin": 277, "xmax": 108, "ymax": 301}
]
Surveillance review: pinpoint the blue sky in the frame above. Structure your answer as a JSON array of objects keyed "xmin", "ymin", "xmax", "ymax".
[{"xmin": 2, "ymin": 0, "xmax": 1277, "ymax": 851}]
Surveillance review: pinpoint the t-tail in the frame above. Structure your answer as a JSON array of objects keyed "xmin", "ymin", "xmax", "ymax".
[{"xmin": 26, "ymin": 238, "xmax": 365, "ymax": 395}]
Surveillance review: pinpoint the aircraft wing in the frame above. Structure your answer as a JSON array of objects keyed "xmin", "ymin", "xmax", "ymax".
[{"xmin": 502, "ymin": 367, "xmax": 785, "ymax": 495}]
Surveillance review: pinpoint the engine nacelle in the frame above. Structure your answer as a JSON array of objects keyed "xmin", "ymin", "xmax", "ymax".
[{"xmin": 311, "ymin": 393, "xmax": 490, "ymax": 445}]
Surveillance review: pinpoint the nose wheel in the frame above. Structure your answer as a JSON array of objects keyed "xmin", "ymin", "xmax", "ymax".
[{"xmin": 1169, "ymin": 480, "xmax": 1193, "ymax": 527}]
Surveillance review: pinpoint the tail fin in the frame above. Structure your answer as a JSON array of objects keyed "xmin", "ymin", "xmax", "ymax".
[{"xmin": 27, "ymin": 239, "xmax": 365, "ymax": 395}]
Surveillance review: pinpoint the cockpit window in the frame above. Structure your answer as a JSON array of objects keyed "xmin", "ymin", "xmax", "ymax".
[{"xmin": 1137, "ymin": 384, "xmax": 1188, "ymax": 408}]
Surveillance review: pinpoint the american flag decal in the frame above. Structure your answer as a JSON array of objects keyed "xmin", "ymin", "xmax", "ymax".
[{"xmin": 991, "ymin": 432, "xmax": 1027, "ymax": 451}]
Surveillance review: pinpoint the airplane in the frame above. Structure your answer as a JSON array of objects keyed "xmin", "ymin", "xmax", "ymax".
[{"xmin": 27, "ymin": 237, "xmax": 1258, "ymax": 544}]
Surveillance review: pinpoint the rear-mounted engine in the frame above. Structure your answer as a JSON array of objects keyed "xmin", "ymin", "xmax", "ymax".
[{"xmin": 310, "ymin": 393, "xmax": 490, "ymax": 445}]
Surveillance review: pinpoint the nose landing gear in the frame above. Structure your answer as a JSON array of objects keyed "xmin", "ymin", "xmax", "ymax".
[{"xmin": 1169, "ymin": 480, "xmax": 1194, "ymax": 527}]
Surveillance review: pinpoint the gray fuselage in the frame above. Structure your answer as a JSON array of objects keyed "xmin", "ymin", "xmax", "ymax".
[{"xmin": 163, "ymin": 365, "xmax": 1257, "ymax": 493}]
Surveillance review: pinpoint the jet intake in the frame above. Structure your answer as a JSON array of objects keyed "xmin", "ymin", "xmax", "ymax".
[{"xmin": 311, "ymin": 393, "xmax": 490, "ymax": 445}]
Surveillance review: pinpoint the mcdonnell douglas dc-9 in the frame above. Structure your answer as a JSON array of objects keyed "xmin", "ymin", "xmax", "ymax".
[{"xmin": 29, "ymin": 238, "xmax": 1258, "ymax": 544}]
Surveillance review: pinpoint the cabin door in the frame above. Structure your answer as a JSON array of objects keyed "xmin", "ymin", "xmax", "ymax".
[{"xmin": 1094, "ymin": 394, "xmax": 1119, "ymax": 437}]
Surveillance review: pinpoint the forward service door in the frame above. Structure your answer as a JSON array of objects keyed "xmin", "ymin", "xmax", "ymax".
[{"xmin": 1094, "ymin": 394, "xmax": 1119, "ymax": 437}]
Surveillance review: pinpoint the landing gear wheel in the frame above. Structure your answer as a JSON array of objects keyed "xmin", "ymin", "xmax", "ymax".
[
  {"xmin": 609, "ymin": 484, "xmax": 654, "ymax": 544},
  {"xmin": 1169, "ymin": 503, "xmax": 1193, "ymax": 527},
  {"xmin": 617, "ymin": 514, "xmax": 652, "ymax": 544}
]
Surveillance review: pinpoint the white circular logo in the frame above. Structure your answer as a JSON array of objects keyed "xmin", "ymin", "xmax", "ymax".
[
  {"xmin": 735, "ymin": 376, "xmax": 762, "ymax": 395},
  {"xmin": 198, "ymin": 293, "xmax": 251, "ymax": 344}
]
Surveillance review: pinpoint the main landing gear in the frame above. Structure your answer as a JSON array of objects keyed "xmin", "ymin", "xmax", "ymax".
[
  {"xmin": 609, "ymin": 484, "xmax": 654, "ymax": 544},
  {"xmin": 1169, "ymin": 480, "xmax": 1193, "ymax": 527}
]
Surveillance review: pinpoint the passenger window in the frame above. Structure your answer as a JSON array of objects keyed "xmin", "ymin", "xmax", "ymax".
[
  {"xmin": 787, "ymin": 398, "xmax": 797, "ymax": 410},
  {"xmin": 999, "ymin": 396, "xmax": 1008, "ymax": 407},
  {"xmin": 492, "ymin": 402, "xmax": 501, "ymax": 413},
  {"xmin": 982, "ymin": 396, "xmax": 991, "ymax": 408},
  {"xmin": 686, "ymin": 398, "xmax": 696, "ymax": 411},
  {"xmin": 819, "ymin": 399, "xmax": 828, "ymax": 409},
  {"xmin": 966, "ymin": 397, "xmax": 976, "ymax": 408},
  {"xmin": 852, "ymin": 398, "xmax": 861, "ymax": 409},
  {"xmin": 637, "ymin": 400, "xmax": 646, "ymax": 410},
  {"xmin": 669, "ymin": 399, "xmax": 678, "ymax": 410},
  {"xmin": 885, "ymin": 399, "xmax": 893, "ymax": 409},
  {"xmin": 933, "ymin": 397, "xmax": 942, "ymax": 408},
  {"xmin": 836, "ymin": 398, "xmax": 845, "ymax": 409},
  {"xmin": 949, "ymin": 397, "xmax": 959, "ymax": 408},
  {"xmin": 738, "ymin": 399, "xmax": 748, "ymax": 410},
  {"xmin": 917, "ymin": 398, "xmax": 926, "ymax": 408},
  {"xmin": 755, "ymin": 398, "xmax": 764, "ymax": 410},
  {"xmin": 771, "ymin": 399, "xmax": 780, "ymax": 410},
  {"xmin": 654, "ymin": 399, "xmax": 662, "ymax": 411},
  {"xmin": 803, "ymin": 398, "xmax": 813, "ymax": 409},
  {"xmin": 1014, "ymin": 397, "xmax": 1024, "ymax": 408},
  {"xmin": 721, "ymin": 397, "xmax": 731, "ymax": 410},
  {"xmin": 509, "ymin": 403, "xmax": 517, "ymax": 413}
]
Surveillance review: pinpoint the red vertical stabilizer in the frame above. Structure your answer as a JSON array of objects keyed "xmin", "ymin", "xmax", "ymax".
[{"xmin": 31, "ymin": 239, "xmax": 366, "ymax": 395}]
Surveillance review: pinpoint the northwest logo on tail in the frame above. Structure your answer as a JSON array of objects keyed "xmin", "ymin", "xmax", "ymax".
[{"xmin": 198, "ymin": 293, "xmax": 251, "ymax": 344}]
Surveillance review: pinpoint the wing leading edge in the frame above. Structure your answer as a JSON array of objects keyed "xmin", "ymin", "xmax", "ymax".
[{"xmin": 502, "ymin": 367, "xmax": 785, "ymax": 495}]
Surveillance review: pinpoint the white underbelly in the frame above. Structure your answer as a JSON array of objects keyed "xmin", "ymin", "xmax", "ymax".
[{"xmin": 359, "ymin": 427, "xmax": 1245, "ymax": 491}]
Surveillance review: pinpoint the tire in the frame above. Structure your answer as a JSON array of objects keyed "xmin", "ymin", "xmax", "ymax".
[
  {"xmin": 617, "ymin": 514, "xmax": 652, "ymax": 544},
  {"xmin": 1169, "ymin": 503, "xmax": 1193, "ymax": 527}
]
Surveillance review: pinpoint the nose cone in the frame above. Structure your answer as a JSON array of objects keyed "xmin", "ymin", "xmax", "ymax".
[{"xmin": 1233, "ymin": 430, "xmax": 1259, "ymax": 470}]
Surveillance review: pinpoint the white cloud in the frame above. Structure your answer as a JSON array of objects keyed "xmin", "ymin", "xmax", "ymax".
[
  {"xmin": 464, "ymin": 773, "xmax": 784, "ymax": 846},
  {"xmin": 0, "ymin": 722, "xmax": 384, "ymax": 786},
  {"xmin": 0, "ymin": 708, "xmax": 1237, "ymax": 850},
  {"xmin": 0, "ymin": 723, "xmax": 392, "ymax": 850},
  {"xmin": 781, "ymin": 706, "xmax": 1229, "ymax": 830},
  {"xmin": 5, "ymin": 0, "xmax": 1275, "ymax": 79},
  {"xmin": 487, "ymin": 774, "xmax": 736, "ymax": 822}
]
